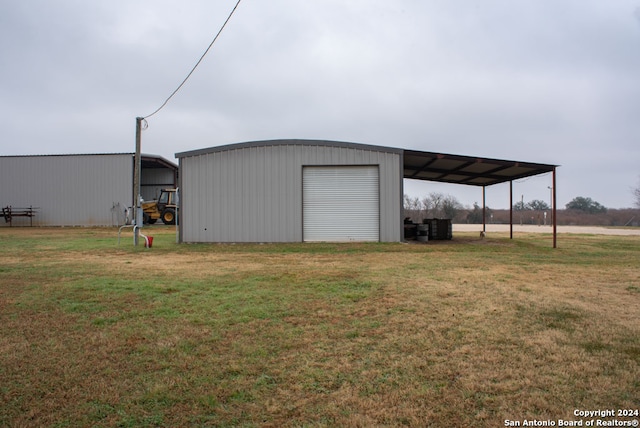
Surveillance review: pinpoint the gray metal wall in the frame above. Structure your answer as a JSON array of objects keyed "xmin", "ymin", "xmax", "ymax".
[
  {"xmin": 0, "ymin": 154, "xmax": 133, "ymax": 226},
  {"xmin": 178, "ymin": 142, "xmax": 403, "ymax": 242},
  {"xmin": 141, "ymin": 168, "xmax": 176, "ymax": 202}
]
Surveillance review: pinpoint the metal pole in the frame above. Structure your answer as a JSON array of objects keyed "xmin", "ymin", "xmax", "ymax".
[
  {"xmin": 133, "ymin": 117, "xmax": 142, "ymax": 246},
  {"xmin": 175, "ymin": 187, "xmax": 180, "ymax": 244},
  {"xmin": 482, "ymin": 186, "xmax": 486, "ymax": 233},
  {"xmin": 553, "ymin": 167, "xmax": 557, "ymax": 248}
]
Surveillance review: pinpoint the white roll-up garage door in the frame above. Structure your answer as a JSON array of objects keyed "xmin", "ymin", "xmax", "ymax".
[{"xmin": 303, "ymin": 166, "xmax": 379, "ymax": 242}]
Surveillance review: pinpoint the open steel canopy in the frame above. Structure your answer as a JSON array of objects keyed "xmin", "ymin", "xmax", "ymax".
[
  {"xmin": 403, "ymin": 149, "xmax": 556, "ymax": 186},
  {"xmin": 402, "ymin": 148, "xmax": 558, "ymax": 247}
]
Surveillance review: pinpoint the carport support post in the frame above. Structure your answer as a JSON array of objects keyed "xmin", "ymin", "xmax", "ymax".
[
  {"xmin": 133, "ymin": 117, "xmax": 142, "ymax": 246},
  {"xmin": 482, "ymin": 186, "xmax": 486, "ymax": 233},
  {"xmin": 553, "ymin": 167, "xmax": 557, "ymax": 248}
]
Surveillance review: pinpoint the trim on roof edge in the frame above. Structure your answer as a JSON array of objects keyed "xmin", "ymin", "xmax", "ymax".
[{"xmin": 175, "ymin": 139, "xmax": 404, "ymax": 158}]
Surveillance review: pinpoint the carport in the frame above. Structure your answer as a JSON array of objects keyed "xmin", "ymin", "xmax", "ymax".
[{"xmin": 402, "ymin": 150, "xmax": 558, "ymax": 247}]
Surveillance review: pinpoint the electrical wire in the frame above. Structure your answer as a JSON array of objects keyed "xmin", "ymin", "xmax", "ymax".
[{"xmin": 143, "ymin": 0, "xmax": 243, "ymax": 120}]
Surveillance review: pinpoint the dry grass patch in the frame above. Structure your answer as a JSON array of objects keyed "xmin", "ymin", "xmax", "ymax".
[{"xmin": 1, "ymin": 226, "xmax": 638, "ymax": 427}]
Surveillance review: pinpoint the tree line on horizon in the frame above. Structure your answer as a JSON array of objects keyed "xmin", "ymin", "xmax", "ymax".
[{"xmin": 404, "ymin": 191, "xmax": 640, "ymax": 227}]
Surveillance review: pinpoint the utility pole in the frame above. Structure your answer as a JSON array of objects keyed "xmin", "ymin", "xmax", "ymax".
[
  {"xmin": 130, "ymin": 0, "xmax": 241, "ymax": 247},
  {"xmin": 133, "ymin": 117, "xmax": 142, "ymax": 246}
]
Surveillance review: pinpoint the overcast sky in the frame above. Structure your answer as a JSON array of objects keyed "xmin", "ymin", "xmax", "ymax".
[{"xmin": 2, "ymin": 0, "xmax": 639, "ymax": 208}]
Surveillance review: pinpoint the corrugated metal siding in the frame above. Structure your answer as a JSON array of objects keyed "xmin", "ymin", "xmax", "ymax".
[
  {"xmin": 141, "ymin": 168, "xmax": 176, "ymax": 201},
  {"xmin": 0, "ymin": 155, "xmax": 132, "ymax": 226},
  {"xmin": 179, "ymin": 143, "xmax": 402, "ymax": 242},
  {"xmin": 303, "ymin": 166, "xmax": 380, "ymax": 242}
]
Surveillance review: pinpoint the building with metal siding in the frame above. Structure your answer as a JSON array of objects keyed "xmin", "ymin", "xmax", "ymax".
[
  {"xmin": 176, "ymin": 140, "xmax": 404, "ymax": 243},
  {"xmin": 176, "ymin": 139, "xmax": 558, "ymax": 245},
  {"xmin": 0, "ymin": 153, "xmax": 177, "ymax": 227}
]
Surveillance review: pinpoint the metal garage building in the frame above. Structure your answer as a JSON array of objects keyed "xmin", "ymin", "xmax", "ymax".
[
  {"xmin": 176, "ymin": 139, "xmax": 557, "ymax": 244},
  {"xmin": 0, "ymin": 153, "xmax": 177, "ymax": 227},
  {"xmin": 177, "ymin": 140, "xmax": 403, "ymax": 243}
]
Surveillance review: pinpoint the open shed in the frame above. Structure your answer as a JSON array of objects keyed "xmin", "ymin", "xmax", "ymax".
[
  {"xmin": 403, "ymin": 149, "xmax": 558, "ymax": 246},
  {"xmin": 176, "ymin": 139, "xmax": 557, "ymax": 245},
  {"xmin": 0, "ymin": 153, "xmax": 178, "ymax": 227}
]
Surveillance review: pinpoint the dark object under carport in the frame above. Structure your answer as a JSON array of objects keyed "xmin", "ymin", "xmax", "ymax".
[{"xmin": 424, "ymin": 219, "xmax": 452, "ymax": 240}]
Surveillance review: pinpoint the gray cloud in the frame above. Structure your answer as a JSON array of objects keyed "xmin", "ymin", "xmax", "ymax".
[{"xmin": 1, "ymin": 0, "xmax": 639, "ymax": 207}]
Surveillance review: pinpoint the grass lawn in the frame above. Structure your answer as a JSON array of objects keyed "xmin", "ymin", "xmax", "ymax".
[{"xmin": 1, "ymin": 226, "xmax": 638, "ymax": 427}]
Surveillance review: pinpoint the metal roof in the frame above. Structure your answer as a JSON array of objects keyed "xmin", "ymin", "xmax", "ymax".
[
  {"xmin": 175, "ymin": 139, "xmax": 403, "ymax": 158},
  {"xmin": 403, "ymin": 149, "xmax": 556, "ymax": 187},
  {"xmin": 0, "ymin": 152, "xmax": 178, "ymax": 171},
  {"xmin": 140, "ymin": 154, "xmax": 178, "ymax": 170},
  {"xmin": 176, "ymin": 139, "xmax": 556, "ymax": 187}
]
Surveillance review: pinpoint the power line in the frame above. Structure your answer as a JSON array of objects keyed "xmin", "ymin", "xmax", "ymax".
[{"xmin": 143, "ymin": 0, "xmax": 243, "ymax": 120}]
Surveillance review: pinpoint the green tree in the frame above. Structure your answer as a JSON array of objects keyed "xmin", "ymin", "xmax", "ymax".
[
  {"xmin": 565, "ymin": 196, "xmax": 607, "ymax": 214},
  {"xmin": 513, "ymin": 200, "xmax": 527, "ymax": 211},
  {"xmin": 514, "ymin": 199, "xmax": 549, "ymax": 211},
  {"xmin": 527, "ymin": 199, "xmax": 550, "ymax": 211}
]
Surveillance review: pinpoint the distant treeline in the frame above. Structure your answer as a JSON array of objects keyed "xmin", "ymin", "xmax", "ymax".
[
  {"xmin": 490, "ymin": 208, "xmax": 640, "ymax": 227},
  {"xmin": 404, "ymin": 193, "xmax": 640, "ymax": 226}
]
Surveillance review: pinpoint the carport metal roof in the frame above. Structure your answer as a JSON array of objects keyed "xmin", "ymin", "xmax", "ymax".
[{"xmin": 403, "ymin": 149, "xmax": 556, "ymax": 186}]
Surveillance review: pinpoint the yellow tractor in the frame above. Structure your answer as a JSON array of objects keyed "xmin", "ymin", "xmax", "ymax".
[{"xmin": 141, "ymin": 189, "xmax": 179, "ymax": 225}]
